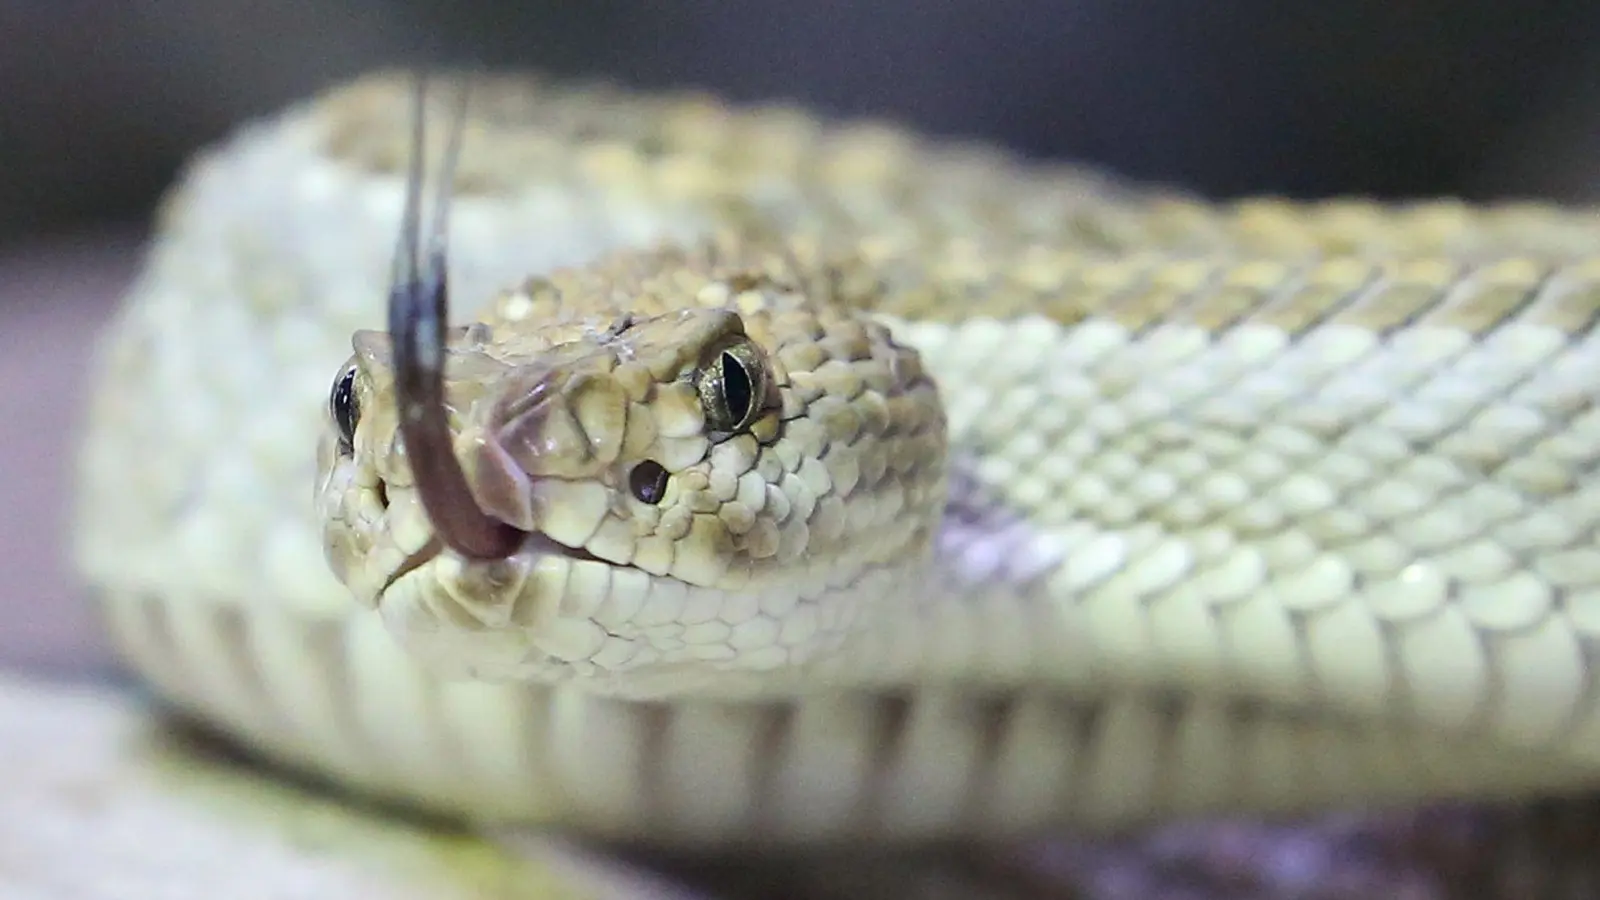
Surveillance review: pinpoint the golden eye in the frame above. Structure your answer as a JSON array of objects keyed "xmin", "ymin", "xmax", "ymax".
[
  {"xmin": 696, "ymin": 339, "xmax": 768, "ymax": 433},
  {"xmin": 330, "ymin": 363, "xmax": 360, "ymax": 453}
]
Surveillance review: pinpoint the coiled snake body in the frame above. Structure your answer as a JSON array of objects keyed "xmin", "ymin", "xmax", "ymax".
[{"xmin": 73, "ymin": 71, "xmax": 1600, "ymax": 846}]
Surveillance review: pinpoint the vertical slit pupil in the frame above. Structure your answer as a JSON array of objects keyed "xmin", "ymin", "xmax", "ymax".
[
  {"xmin": 722, "ymin": 351, "xmax": 751, "ymax": 422},
  {"xmin": 332, "ymin": 366, "xmax": 359, "ymax": 449}
]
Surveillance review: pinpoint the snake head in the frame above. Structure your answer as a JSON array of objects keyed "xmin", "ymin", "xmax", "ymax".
[
  {"xmin": 317, "ymin": 251, "xmax": 948, "ymax": 695},
  {"xmin": 316, "ymin": 75, "xmax": 945, "ymax": 694}
]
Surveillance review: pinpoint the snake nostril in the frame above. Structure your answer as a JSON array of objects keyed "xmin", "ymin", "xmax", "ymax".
[
  {"xmin": 377, "ymin": 482, "xmax": 390, "ymax": 509},
  {"xmin": 629, "ymin": 460, "xmax": 669, "ymax": 504}
]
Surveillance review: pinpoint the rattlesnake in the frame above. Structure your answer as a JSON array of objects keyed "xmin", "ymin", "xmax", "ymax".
[{"xmin": 73, "ymin": 70, "xmax": 1600, "ymax": 850}]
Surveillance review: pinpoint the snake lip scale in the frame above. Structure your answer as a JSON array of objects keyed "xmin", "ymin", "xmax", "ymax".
[{"xmin": 72, "ymin": 68, "xmax": 1600, "ymax": 847}]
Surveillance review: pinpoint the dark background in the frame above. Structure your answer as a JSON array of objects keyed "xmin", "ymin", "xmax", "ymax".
[{"xmin": 5, "ymin": 1, "xmax": 1600, "ymax": 252}]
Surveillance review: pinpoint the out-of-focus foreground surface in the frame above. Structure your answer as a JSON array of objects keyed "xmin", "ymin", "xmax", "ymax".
[{"xmin": 8, "ymin": 4, "xmax": 1600, "ymax": 899}]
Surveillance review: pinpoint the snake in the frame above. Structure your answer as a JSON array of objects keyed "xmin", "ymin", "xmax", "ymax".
[{"xmin": 70, "ymin": 69, "xmax": 1600, "ymax": 849}]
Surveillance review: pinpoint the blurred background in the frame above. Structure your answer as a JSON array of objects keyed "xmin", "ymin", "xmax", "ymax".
[
  {"xmin": 6, "ymin": 1, "xmax": 1600, "ymax": 250},
  {"xmin": 4, "ymin": 0, "xmax": 1600, "ymax": 671}
]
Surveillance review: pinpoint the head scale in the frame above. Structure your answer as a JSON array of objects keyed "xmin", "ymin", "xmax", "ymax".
[{"xmin": 316, "ymin": 75, "xmax": 948, "ymax": 695}]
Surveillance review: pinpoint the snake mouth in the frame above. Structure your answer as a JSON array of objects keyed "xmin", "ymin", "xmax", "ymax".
[
  {"xmin": 524, "ymin": 532, "xmax": 609, "ymax": 565},
  {"xmin": 379, "ymin": 513, "xmax": 614, "ymax": 598},
  {"xmin": 383, "ymin": 534, "xmax": 441, "ymax": 596}
]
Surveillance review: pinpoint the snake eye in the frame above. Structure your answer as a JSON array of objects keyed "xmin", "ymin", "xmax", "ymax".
[
  {"xmin": 629, "ymin": 460, "xmax": 670, "ymax": 505},
  {"xmin": 331, "ymin": 363, "xmax": 360, "ymax": 452},
  {"xmin": 696, "ymin": 339, "xmax": 768, "ymax": 433}
]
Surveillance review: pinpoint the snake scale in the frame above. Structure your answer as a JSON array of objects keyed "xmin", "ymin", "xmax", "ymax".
[{"xmin": 71, "ymin": 70, "xmax": 1600, "ymax": 849}]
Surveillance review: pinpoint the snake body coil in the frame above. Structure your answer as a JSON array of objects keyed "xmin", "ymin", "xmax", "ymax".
[{"xmin": 73, "ymin": 71, "xmax": 1600, "ymax": 846}]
